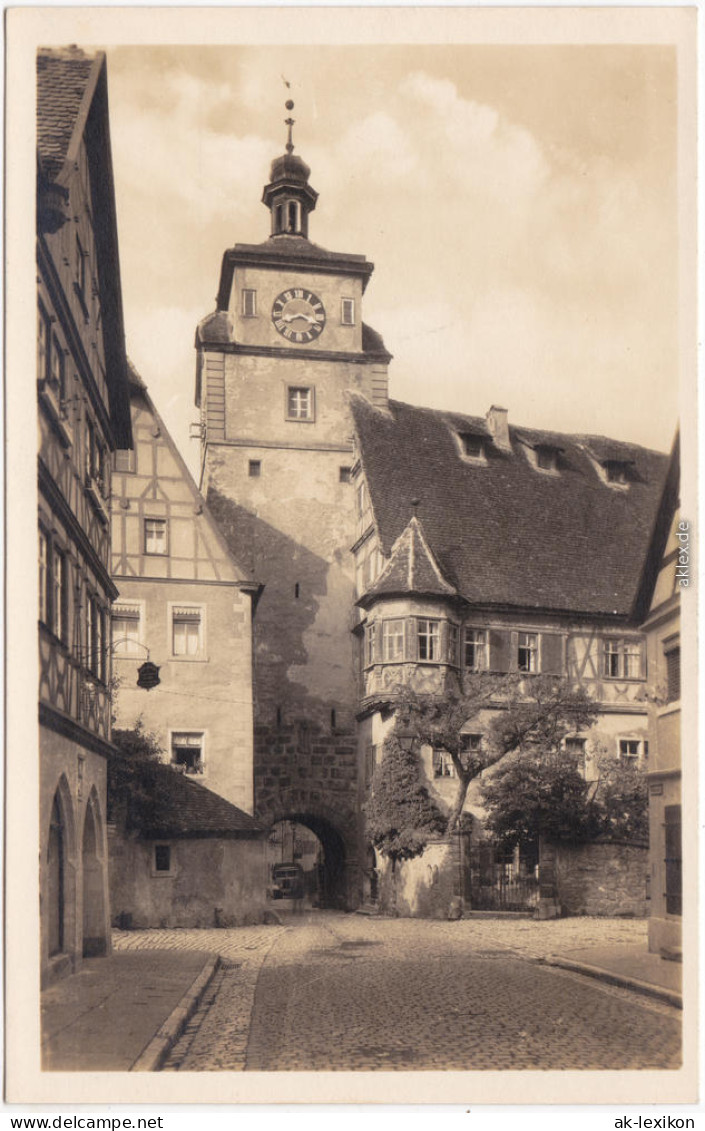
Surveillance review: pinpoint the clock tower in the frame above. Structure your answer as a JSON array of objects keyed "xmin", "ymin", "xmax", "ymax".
[{"xmin": 195, "ymin": 105, "xmax": 391, "ymax": 907}]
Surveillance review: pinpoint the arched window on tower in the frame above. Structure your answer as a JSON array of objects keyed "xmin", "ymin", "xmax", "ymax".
[
  {"xmin": 287, "ymin": 200, "xmax": 300, "ymax": 232},
  {"xmin": 275, "ymin": 203, "xmax": 285, "ymax": 234}
]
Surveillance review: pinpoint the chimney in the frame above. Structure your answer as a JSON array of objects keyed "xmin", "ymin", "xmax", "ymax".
[{"xmin": 486, "ymin": 405, "xmax": 511, "ymax": 451}]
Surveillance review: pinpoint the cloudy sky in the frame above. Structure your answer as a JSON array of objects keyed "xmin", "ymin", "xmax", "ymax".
[{"xmin": 105, "ymin": 43, "xmax": 679, "ymax": 477}]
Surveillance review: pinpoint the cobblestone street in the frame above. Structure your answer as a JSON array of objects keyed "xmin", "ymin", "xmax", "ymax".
[{"xmin": 113, "ymin": 913, "xmax": 681, "ymax": 1072}]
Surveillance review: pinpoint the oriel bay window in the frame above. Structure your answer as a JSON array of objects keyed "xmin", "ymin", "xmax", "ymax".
[
  {"xmin": 172, "ymin": 606, "xmax": 203, "ymax": 657},
  {"xmin": 382, "ymin": 619, "xmax": 405, "ymax": 662},
  {"xmin": 417, "ymin": 619, "xmax": 440, "ymax": 661}
]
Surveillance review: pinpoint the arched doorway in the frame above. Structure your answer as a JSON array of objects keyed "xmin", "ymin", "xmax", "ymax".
[
  {"xmin": 266, "ymin": 814, "xmax": 348, "ymax": 910},
  {"xmin": 47, "ymin": 794, "xmax": 66, "ymax": 957},
  {"xmin": 82, "ymin": 792, "xmax": 107, "ymax": 956}
]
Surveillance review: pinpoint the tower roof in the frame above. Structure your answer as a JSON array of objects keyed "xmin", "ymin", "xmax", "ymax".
[{"xmin": 358, "ymin": 515, "xmax": 458, "ymax": 609}]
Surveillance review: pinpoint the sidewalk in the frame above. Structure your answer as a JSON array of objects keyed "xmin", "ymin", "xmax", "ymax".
[
  {"xmin": 543, "ymin": 943, "xmax": 682, "ymax": 1008},
  {"xmin": 41, "ymin": 948, "xmax": 219, "ymax": 1071}
]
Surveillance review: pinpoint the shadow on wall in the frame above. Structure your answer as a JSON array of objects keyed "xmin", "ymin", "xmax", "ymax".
[{"xmin": 206, "ymin": 487, "xmax": 354, "ymax": 725}]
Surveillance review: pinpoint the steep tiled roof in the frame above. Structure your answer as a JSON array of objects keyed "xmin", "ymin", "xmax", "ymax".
[
  {"xmin": 351, "ymin": 396, "xmax": 669, "ymax": 618},
  {"xmin": 37, "ymin": 48, "xmax": 98, "ymax": 181},
  {"xmin": 134, "ymin": 763, "xmax": 264, "ymax": 839},
  {"xmin": 360, "ymin": 515, "xmax": 457, "ymax": 606}
]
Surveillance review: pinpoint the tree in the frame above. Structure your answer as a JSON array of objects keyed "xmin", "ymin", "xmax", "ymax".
[
  {"xmin": 365, "ymin": 732, "xmax": 446, "ymax": 863},
  {"xmin": 589, "ymin": 750, "xmax": 649, "ymax": 842},
  {"xmin": 108, "ymin": 718, "xmax": 165, "ymax": 824}
]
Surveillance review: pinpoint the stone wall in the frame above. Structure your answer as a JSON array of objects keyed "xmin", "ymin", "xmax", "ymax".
[
  {"xmin": 109, "ymin": 830, "xmax": 268, "ymax": 929},
  {"xmin": 549, "ymin": 840, "xmax": 648, "ymax": 918},
  {"xmin": 375, "ymin": 837, "xmax": 463, "ymax": 919}
]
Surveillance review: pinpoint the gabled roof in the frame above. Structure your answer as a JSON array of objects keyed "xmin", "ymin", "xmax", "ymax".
[
  {"xmin": 359, "ymin": 515, "xmax": 457, "ymax": 608},
  {"xmin": 132, "ymin": 762, "xmax": 264, "ymax": 839},
  {"xmin": 37, "ymin": 47, "xmax": 132, "ymax": 449},
  {"xmin": 123, "ymin": 363, "xmax": 258, "ymax": 593},
  {"xmin": 351, "ymin": 396, "xmax": 669, "ymax": 619}
]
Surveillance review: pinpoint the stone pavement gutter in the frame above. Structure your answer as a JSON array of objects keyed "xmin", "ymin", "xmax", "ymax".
[
  {"xmin": 131, "ymin": 955, "xmax": 220, "ymax": 1071},
  {"xmin": 41, "ymin": 949, "xmax": 219, "ymax": 1072},
  {"xmin": 540, "ymin": 944, "xmax": 683, "ymax": 1009}
]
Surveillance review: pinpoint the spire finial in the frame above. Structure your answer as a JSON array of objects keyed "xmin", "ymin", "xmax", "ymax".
[{"xmin": 284, "ymin": 98, "xmax": 295, "ymax": 155}]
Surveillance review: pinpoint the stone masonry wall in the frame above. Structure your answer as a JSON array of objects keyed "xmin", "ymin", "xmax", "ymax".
[{"xmin": 550, "ymin": 840, "xmax": 648, "ymax": 918}]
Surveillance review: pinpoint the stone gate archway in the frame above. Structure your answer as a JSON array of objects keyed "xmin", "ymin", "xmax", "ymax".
[{"xmin": 261, "ymin": 798, "xmax": 360, "ymax": 910}]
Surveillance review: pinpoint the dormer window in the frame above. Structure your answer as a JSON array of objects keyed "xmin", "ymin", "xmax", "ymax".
[
  {"xmin": 455, "ymin": 431, "xmax": 487, "ymax": 463},
  {"xmin": 605, "ymin": 460, "xmax": 630, "ymax": 485},
  {"xmin": 536, "ymin": 446, "xmax": 558, "ymax": 472}
]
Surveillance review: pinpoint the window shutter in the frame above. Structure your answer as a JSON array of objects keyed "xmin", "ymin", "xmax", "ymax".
[
  {"xmin": 541, "ymin": 633, "xmax": 564, "ymax": 676},
  {"xmin": 489, "ymin": 629, "xmax": 512, "ymax": 673}
]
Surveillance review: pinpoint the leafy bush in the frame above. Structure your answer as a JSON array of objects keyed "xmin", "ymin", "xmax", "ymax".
[{"xmin": 365, "ymin": 733, "xmax": 446, "ymax": 862}]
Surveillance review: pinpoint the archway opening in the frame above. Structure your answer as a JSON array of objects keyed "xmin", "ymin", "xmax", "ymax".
[
  {"xmin": 266, "ymin": 815, "xmax": 347, "ymax": 910},
  {"xmin": 82, "ymin": 796, "xmax": 107, "ymax": 956},
  {"xmin": 47, "ymin": 794, "xmax": 66, "ymax": 957}
]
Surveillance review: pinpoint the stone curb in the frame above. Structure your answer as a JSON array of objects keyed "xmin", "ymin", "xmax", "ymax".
[
  {"xmin": 540, "ymin": 955, "xmax": 682, "ymax": 1010},
  {"xmin": 130, "ymin": 955, "xmax": 220, "ymax": 1072}
]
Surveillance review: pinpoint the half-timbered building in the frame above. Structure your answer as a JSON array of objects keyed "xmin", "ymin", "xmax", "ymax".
[{"xmin": 37, "ymin": 47, "xmax": 132, "ymax": 984}]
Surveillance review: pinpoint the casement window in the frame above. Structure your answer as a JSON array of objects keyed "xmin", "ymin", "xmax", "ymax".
[
  {"xmin": 382, "ymin": 619, "xmax": 405, "ymax": 662},
  {"xmin": 417, "ymin": 619, "xmax": 441, "ymax": 662},
  {"xmin": 287, "ymin": 386, "xmax": 313, "ymax": 421},
  {"xmin": 664, "ymin": 805, "xmax": 682, "ymax": 916},
  {"xmin": 603, "ymin": 638, "xmax": 642, "ymax": 680},
  {"xmin": 38, "ymin": 304, "xmax": 50, "ymax": 383},
  {"xmin": 461, "ymin": 733, "xmax": 483, "ymax": 754},
  {"xmin": 619, "ymin": 738, "xmax": 642, "ymax": 763},
  {"xmin": 665, "ymin": 646, "xmax": 680, "ymax": 702},
  {"xmin": 249, "ymin": 460, "xmax": 261, "ymax": 478},
  {"xmin": 114, "ymin": 448, "xmax": 135, "ymax": 473},
  {"xmin": 171, "ymin": 732, "xmax": 204, "ymax": 775},
  {"xmin": 341, "ymin": 298, "xmax": 355, "ymax": 326},
  {"xmin": 433, "ymin": 750, "xmax": 456, "ymax": 778},
  {"xmin": 366, "ymin": 622, "xmax": 376, "ymax": 666},
  {"xmin": 144, "ymin": 518, "xmax": 168, "ymax": 556},
  {"xmin": 447, "ymin": 622, "xmax": 460, "ymax": 666},
  {"xmin": 85, "ymin": 417, "xmax": 107, "ymax": 494},
  {"xmin": 86, "ymin": 594, "xmax": 104, "ymax": 678},
  {"xmin": 39, "ymin": 529, "xmax": 49, "ymax": 624},
  {"xmin": 112, "ymin": 603, "xmax": 141, "ymax": 656},
  {"xmin": 51, "ymin": 547, "xmax": 67, "ymax": 642},
  {"xmin": 464, "ymin": 628, "xmax": 487, "ymax": 671},
  {"xmin": 517, "ymin": 632, "xmax": 538, "ymax": 673},
  {"xmin": 172, "ymin": 606, "xmax": 203, "ymax": 657},
  {"xmin": 242, "ymin": 289, "xmax": 257, "ymax": 317}
]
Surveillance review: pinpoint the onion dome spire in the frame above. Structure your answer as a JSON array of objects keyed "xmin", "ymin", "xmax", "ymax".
[{"xmin": 262, "ymin": 99, "xmax": 318, "ymax": 239}]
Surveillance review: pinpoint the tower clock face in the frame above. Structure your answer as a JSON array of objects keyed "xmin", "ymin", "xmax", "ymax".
[{"xmin": 271, "ymin": 289, "xmax": 326, "ymax": 343}]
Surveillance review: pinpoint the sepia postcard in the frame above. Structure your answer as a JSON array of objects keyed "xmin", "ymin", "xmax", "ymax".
[{"xmin": 5, "ymin": 4, "xmax": 699, "ymax": 1108}]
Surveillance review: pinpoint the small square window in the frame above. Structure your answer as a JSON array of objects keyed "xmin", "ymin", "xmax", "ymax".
[
  {"xmin": 536, "ymin": 446, "xmax": 557, "ymax": 471},
  {"xmin": 144, "ymin": 518, "xmax": 167, "ymax": 555},
  {"xmin": 606, "ymin": 461, "xmax": 629, "ymax": 484},
  {"xmin": 154, "ymin": 844, "xmax": 171, "ymax": 873},
  {"xmin": 287, "ymin": 386, "xmax": 313, "ymax": 421},
  {"xmin": 619, "ymin": 739, "xmax": 641, "ymax": 763},
  {"xmin": 242, "ymin": 289, "xmax": 257, "ymax": 317},
  {"xmin": 341, "ymin": 298, "xmax": 355, "ymax": 326},
  {"xmin": 249, "ymin": 460, "xmax": 262, "ymax": 478},
  {"xmin": 460, "ymin": 733, "xmax": 483, "ymax": 754},
  {"xmin": 339, "ymin": 466, "xmax": 352, "ymax": 483}
]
